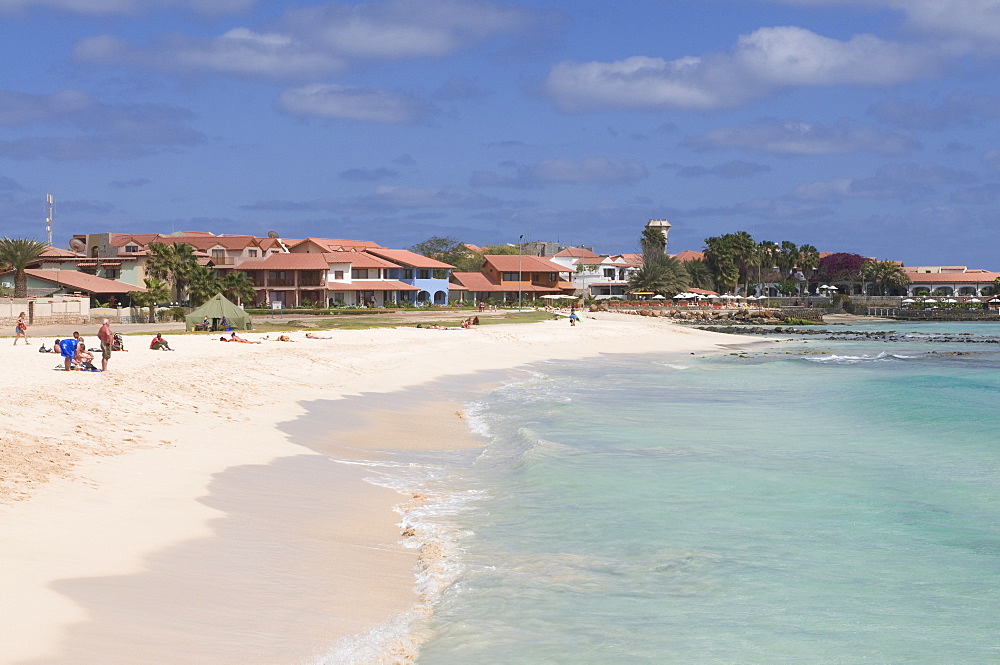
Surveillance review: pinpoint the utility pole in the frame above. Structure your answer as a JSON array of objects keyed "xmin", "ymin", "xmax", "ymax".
[
  {"xmin": 518, "ymin": 234, "xmax": 524, "ymax": 310},
  {"xmin": 45, "ymin": 194, "xmax": 54, "ymax": 246}
]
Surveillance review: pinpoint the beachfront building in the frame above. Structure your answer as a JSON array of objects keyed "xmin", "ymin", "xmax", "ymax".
[
  {"xmin": 325, "ymin": 251, "xmax": 419, "ymax": 307},
  {"xmin": 902, "ymin": 266, "xmax": 1000, "ymax": 296},
  {"xmin": 366, "ymin": 249, "xmax": 454, "ymax": 305},
  {"xmin": 1, "ymin": 268, "xmax": 146, "ymax": 304},
  {"xmin": 549, "ymin": 249, "xmax": 648, "ymax": 299},
  {"xmin": 237, "ymin": 252, "xmax": 329, "ymax": 308},
  {"xmin": 451, "ymin": 254, "xmax": 574, "ymax": 304},
  {"xmin": 68, "ymin": 232, "xmax": 280, "ymax": 287}
]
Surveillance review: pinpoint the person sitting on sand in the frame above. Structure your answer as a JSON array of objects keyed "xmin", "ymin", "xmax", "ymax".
[
  {"xmin": 74, "ymin": 340, "xmax": 95, "ymax": 365},
  {"xmin": 304, "ymin": 332, "xmax": 332, "ymax": 339},
  {"xmin": 149, "ymin": 333, "xmax": 173, "ymax": 351}
]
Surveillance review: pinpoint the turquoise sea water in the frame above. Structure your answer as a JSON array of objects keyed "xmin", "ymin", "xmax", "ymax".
[{"xmin": 365, "ymin": 323, "xmax": 1000, "ymax": 664}]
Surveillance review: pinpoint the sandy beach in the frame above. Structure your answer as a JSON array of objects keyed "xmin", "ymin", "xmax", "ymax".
[{"xmin": 0, "ymin": 312, "xmax": 732, "ymax": 665}]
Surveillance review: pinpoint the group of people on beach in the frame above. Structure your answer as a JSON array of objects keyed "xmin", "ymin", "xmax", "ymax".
[{"xmin": 36, "ymin": 319, "xmax": 115, "ymax": 371}]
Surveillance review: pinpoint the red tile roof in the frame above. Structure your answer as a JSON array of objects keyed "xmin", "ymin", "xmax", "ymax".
[
  {"xmin": 366, "ymin": 248, "xmax": 455, "ymax": 269},
  {"xmin": 325, "ymin": 252, "xmax": 398, "ymax": 269},
  {"xmin": 39, "ymin": 247, "xmax": 82, "ymax": 258},
  {"xmin": 451, "ymin": 272, "xmax": 502, "ymax": 291},
  {"xmin": 326, "ymin": 279, "xmax": 419, "ymax": 291},
  {"xmin": 483, "ymin": 255, "xmax": 567, "ymax": 272},
  {"xmin": 289, "ymin": 237, "xmax": 384, "ymax": 252},
  {"xmin": 904, "ymin": 271, "xmax": 1000, "ymax": 283},
  {"xmin": 671, "ymin": 250, "xmax": 705, "ymax": 262},
  {"xmin": 450, "ymin": 272, "xmax": 566, "ymax": 293},
  {"xmin": 19, "ymin": 269, "xmax": 145, "ymax": 294},
  {"xmin": 555, "ymin": 247, "xmax": 600, "ymax": 259}
]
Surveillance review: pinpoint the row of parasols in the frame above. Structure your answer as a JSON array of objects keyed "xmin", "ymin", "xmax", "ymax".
[{"xmin": 902, "ymin": 297, "xmax": 1000, "ymax": 304}]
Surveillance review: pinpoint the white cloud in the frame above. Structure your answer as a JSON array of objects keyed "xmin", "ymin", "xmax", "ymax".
[
  {"xmin": 0, "ymin": 89, "xmax": 94, "ymax": 126},
  {"xmin": 283, "ymin": 0, "xmax": 536, "ymax": 60},
  {"xmin": 869, "ymin": 94, "xmax": 1000, "ymax": 130},
  {"xmin": 74, "ymin": 0, "xmax": 540, "ymax": 79},
  {"xmin": 543, "ymin": 25, "xmax": 936, "ymax": 111},
  {"xmin": 242, "ymin": 185, "xmax": 501, "ymax": 215},
  {"xmin": 471, "ymin": 157, "xmax": 647, "ymax": 188},
  {"xmin": 790, "ymin": 162, "xmax": 977, "ymax": 202},
  {"xmin": 75, "ymin": 30, "xmax": 346, "ymax": 79},
  {"xmin": 278, "ymin": 84, "xmax": 431, "ymax": 124},
  {"xmin": 684, "ymin": 197, "xmax": 832, "ymax": 220},
  {"xmin": 0, "ymin": 88, "xmax": 203, "ymax": 160},
  {"xmin": 684, "ymin": 119, "xmax": 920, "ymax": 155},
  {"xmin": 769, "ymin": 0, "xmax": 1000, "ymax": 50},
  {"xmin": 0, "ymin": 0, "xmax": 253, "ymax": 14}
]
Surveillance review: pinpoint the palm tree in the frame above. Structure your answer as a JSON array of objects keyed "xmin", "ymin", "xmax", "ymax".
[
  {"xmin": 129, "ymin": 277, "xmax": 170, "ymax": 323},
  {"xmin": 798, "ymin": 244, "xmax": 820, "ymax": 294},
  {"xmin": 683, "ymin": 258, "xmax": 714, "ymax": 290},
  {"xmin": 0, "ymin": 237, "xmax": 49, "ymax": 298},
  {"xmin": 145, "ymin": 242, "xmax": 198, "ymax": 303},
  {"xmin": 221, "ymin": 271, "xmax": 257, "ymax": 306},
  {"xmin": 640, "ymin": 226, "xmax": 666, "ymax": 255},
  {"xmin": 628, "ymin": 255, "xmax": 689, "ymax": 297},
  {"xmin": 776, "ymin": 241, "xmax": 800, "ymax": 276},
  {"xmin": 703, "ymin": 235, "xmax": 739, "ymax": 293},
  {"xmin": 863, "ymin": 260, "xmax": 910, "ymax": 295},
  {"xmin": 756, "ymin": 240, "xmax": 780, "ymax": 295},
  {"xmin": 187, "ymin": 264, "xmax": 221, "ymax": 307},
  {"xmin": 729, "ymin": 231, "xmax": 757, "ymax": 294}
]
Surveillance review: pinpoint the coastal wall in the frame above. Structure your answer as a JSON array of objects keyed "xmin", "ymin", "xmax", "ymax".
[
  {"xmin": 778, "ymin": 307, "xmax": 826, "ymax": 322},
  {"xmin": 1, "ymin": 297, "xmax": 89, "ymax": 326}
]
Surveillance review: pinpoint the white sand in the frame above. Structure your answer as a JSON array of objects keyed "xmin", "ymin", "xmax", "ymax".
[{"xmin": 0, "ymin": 313, "xmax": 732, "ymax": 664}]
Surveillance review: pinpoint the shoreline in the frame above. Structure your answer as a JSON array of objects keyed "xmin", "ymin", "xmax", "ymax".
[{"xmin": 0, "ymin": 313, "xmax": 733, "ymax": 664}]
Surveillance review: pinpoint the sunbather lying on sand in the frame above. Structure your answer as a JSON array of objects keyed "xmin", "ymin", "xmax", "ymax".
[{"xmin": 304, "ymin": 332, "xmax": 332, "ymax": 339}]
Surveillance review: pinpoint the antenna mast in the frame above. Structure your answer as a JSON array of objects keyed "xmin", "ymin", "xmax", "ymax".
[{"xmin": 45, "ymin": 193, "xmax": 54, "ymax": 246}]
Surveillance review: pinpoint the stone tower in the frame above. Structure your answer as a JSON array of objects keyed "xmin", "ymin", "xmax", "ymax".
[{"xmin": 645, "ymin": 219, "xmax": 671, "ymax": 253}]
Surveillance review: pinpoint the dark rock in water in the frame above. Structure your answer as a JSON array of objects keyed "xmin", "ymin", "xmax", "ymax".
[{"xmin": 694, "ymin": 325, "xmax": 1000, "ymax": 345}]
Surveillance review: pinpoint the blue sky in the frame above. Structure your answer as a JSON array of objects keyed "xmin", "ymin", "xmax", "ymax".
[{"xmin": 1, "ymin": 0, "xmax": 999, "ymax": 266}]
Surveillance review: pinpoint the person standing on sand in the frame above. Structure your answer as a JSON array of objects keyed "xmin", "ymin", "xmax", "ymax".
[
  {"xmin": 13, "ymin": 312, "xmax": 28, "ymax": 345},
  {"xmin": 97, "ymin": 318, "xmax": 113, "ymax": 371}
]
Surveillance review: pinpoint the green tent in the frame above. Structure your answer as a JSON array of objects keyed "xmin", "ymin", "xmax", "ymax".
[{"xmin": 185, "ymin": 293, "xmax": 252, "ymax": 332}]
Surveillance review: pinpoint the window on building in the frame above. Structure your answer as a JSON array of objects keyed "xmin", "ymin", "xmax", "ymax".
[
  {"xmin": 502, "ymin": 272, "xmax": 519, "ymax": 281},
  {"xmin": 124, "ymin": 245, "xmax": 138, "ymax": 253},
  {"xmin": 604, "ymin": 268, "xmax": 615, "ymax": 278},
  {"xmin": 248, "ymin": 249, "xmax": 258, "ymax": 257},
  {"xmin": 402, "ymin": 269, "xmax": 413, "ymax": 279},
  {"xmin": 104, "ymin": 268, "xmax": 120, "ymax": 280},
  {"xmin": 211, "ymin": 249, "xmax": 225, "ymax": 259},
  {"xmin": 351, "ymin": 269, "xmax": 369, "ymax": 279},
  {"xmin": 417, "ymin": 269, "xmax": 430, "ymax": 279},
  {"xmin": 333, "ymin": 270, "xmax": 344, "ymax": 280},
  {"xmin": 549, "ymin": 273, "xmax": 557, "ymax": 281},
  {"xmin": 433, "ymin": 269, "xmax": 446, "ymax": 279}
]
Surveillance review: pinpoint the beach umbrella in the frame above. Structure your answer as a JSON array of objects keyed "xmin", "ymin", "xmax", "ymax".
[
  {"xmin": 902, "ymin": 298, "xmax": 916, "ymax": 303},
  {"xmin": 924, "ymin": 298, "xmax": 937, "ymax": 303},
  {"xmin": 652, "ymin": 294, "xmax": 666, "ymax": 300},
  {"xmin": 540, "ymin": 294, "xmax": 562, "ymax": 299}
]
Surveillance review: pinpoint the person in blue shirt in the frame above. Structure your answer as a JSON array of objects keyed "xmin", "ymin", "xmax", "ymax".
[{"xmin": 59, "ymin": 336, "xmax": 79, "ymax": 371}]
